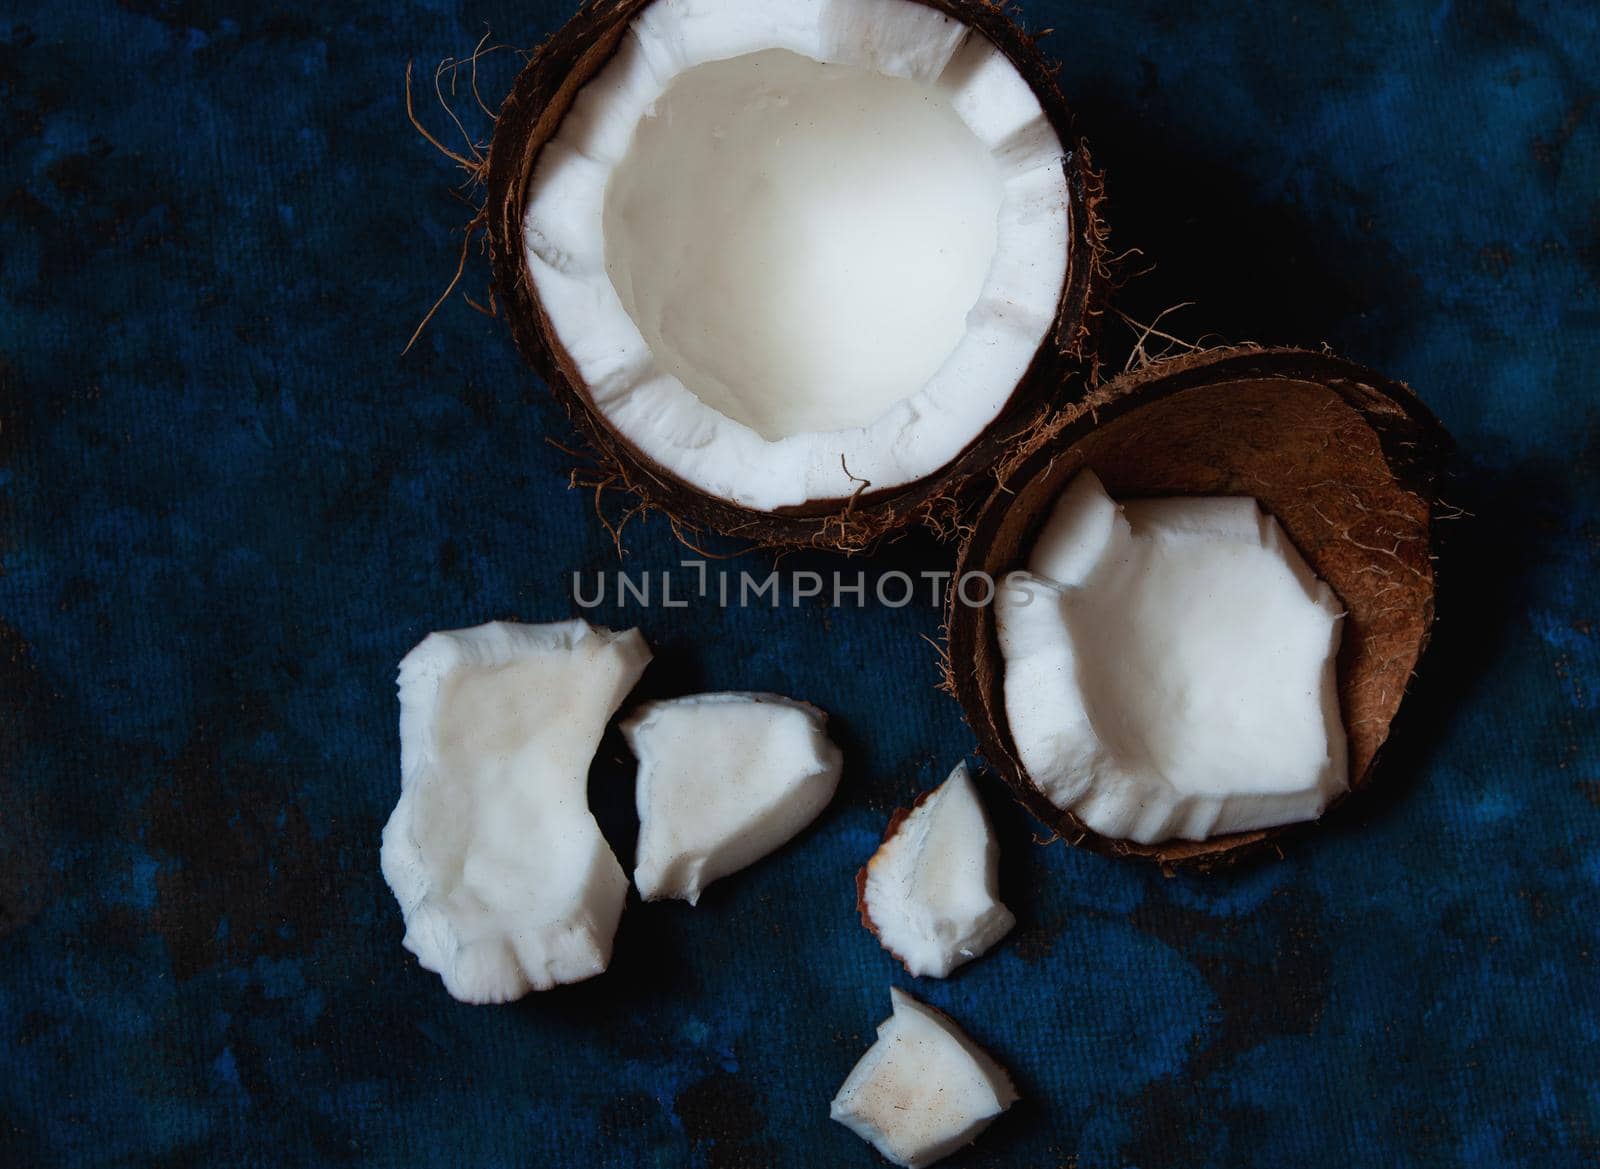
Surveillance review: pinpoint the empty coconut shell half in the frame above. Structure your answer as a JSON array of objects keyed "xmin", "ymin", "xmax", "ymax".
[
  {"xmin": 485, "ymin": 0, "xmax": 1107, "ymax": 551},
  {"xmin": 947, "ymin": 346, "xmax": 1454, "ymax": 869}
]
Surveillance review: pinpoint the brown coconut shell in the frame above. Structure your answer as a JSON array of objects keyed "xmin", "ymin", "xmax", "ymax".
[
  {"xmin": 947, "ymin": 346, "xmax": 1453, "ymax": 870},
  {"xmin": 484, "ymin": 0, "xmax": 1109, "ymax": 552}
]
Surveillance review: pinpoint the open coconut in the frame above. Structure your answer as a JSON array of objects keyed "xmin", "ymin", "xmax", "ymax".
[
  {"xmin": 948, "ymin": 347, "xmax": 1452, "ymax": 869},
  {"xmin": 485, "ymin": 0, "xmax": 1106, "ymax": 550}
]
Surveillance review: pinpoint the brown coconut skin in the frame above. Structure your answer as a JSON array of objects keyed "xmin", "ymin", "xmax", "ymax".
[
  {"xmin": 947, "ymin": 347, "xmax": 1453, "ymax": 871},
  {"xmin": 484, "ymin": 0, "xmax": 1108, "ymax": 552}
]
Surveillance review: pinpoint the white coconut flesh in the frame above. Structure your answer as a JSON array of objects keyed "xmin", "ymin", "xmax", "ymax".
[
  {"xmin": 525, "ymin": 0, "xmax": 1071, "ymax": 510},
  {"xmin": 380, "ymin": 620, "xmax": 651, "ymax": 1003},
  {"xmin": 831, "ymin": 987, "xmax": 1017, "ymax": 1169},
  {"xmin": 995, "ymin": 470, "xmax": 1350, "ymax": 845},
  {"xmin": 623, "ymin": 692, "xmax": 844, "ymax": 904},
  {"xmin": 862, "ymin": 763, "xmax": 1014, "ymax": 978}
]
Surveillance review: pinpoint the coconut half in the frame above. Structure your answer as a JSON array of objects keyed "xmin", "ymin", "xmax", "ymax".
[
  {"xmin": 857, "ymin": 763, "xmax": 1014, "ymax": 977},
  {"xmin": 831, "ymin": 987, "xmax": 1017, "ymax": 1168},
  {"xmin": 949, "ymin": 348, "xmax": 1453, "ymax": 869},
  {"xmin": 380, "ymin": 620, "xmax": 650, "ymax": 1002},
  {"xmin": 622, "ymin": 692, "xmax": 844, "ymax": 903},
  {"xmin": 486, "ymin": 0, "xmax": 1106, "ymax": 549}
]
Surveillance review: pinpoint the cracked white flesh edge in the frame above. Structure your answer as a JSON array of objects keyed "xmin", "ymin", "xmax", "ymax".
[{"xmin": 995, "ymin": 470, "xmax": 1350, "ymax": 845}]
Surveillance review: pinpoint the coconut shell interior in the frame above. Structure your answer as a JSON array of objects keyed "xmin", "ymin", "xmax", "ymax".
[
  {"xmin": 485, "ymin": 0, "xmax": 1108, "ymax": 551},
  {"xmin": 950, "ymin": 347, "xmax": 1452, "ymax": 869}
]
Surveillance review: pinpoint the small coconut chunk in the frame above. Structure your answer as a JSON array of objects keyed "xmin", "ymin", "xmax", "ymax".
[
  {"xmin": 859, "ymin": 764, "xmax": 1014, "ymax": 978},
  {"xmin": 623, "ymin": 693, "xmax": 843, "ymax": 904},
  {"xmin": 380, "ymin": 620, "xmax": 650, "ymax": 1003},
  {"xmin": 996, "ymin": 470, "xmax": 1348, "ymax": 845},
  {"xmin": 831, "ymin": 988, "xmax": 1017, "ymax": 1168}
]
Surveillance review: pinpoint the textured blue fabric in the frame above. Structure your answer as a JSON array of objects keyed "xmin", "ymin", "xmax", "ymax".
[{"xmin": 0, "ymin": 1, "xmax": 1596, "ymax": 1166}]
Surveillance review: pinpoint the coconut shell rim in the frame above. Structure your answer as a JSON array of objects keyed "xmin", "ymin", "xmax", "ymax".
[
  {"xmin": 947, "ymin": 345, "xmax": 1454, "ymax": 871},
  {"xmin": 483, "ymin": 0, "xmax": 1111, "ymax": 551}
]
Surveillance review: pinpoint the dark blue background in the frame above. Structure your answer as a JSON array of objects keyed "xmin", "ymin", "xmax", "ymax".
[{"xmin": 2, "ymin": 0, "xmax": 1597, "ymax": 1165}]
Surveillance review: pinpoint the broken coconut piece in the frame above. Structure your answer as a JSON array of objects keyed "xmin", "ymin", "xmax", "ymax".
[
  {"xmin": 622, "ymin": 693, "xmax": 843, "ymax": 904},
  {"xmin": 994, "ymin": 469, "xmax": 1348, "ymax": 846},
  {"xmin": 858, "ymin": 763, "xmax": 1014, "ymax": 978},
  {"xmin": 486, "ymin": 0, "xmax": 1107, "ymax": 548},
  {"xmin": 831, "ymin": 987, "xmax": 1017, "ymax": 1168},
  {"xmin": 380, "ymin": 620, "xmax": 650, "ymax": 1003}
]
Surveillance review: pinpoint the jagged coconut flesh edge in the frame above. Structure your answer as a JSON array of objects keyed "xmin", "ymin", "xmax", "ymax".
[
  {"xmin": 380, "ymin": 620, "xmax": 651, "ymax": 1002},
  {"xmin": 622, "ymin": 692, "xmax": 844, "ymax": 904},
  {"xmin": 994, "ymin": 470, "xmax": 1350, "ymax": 844},
  {"xmin": 523, "ymin": 0, "xmax": 1070, "ymax": 510},
  {"xmin": 862, "ymin": 763, "xmax": 1015, "ymax": 977},
  {"xmin": 830, "ymin": 987, "xmax": 1018, "ymax": 1169}
]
